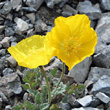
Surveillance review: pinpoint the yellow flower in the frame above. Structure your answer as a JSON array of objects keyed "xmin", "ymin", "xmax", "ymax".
[
  {"xmin": 49, "ymin": 14, "xmax": 97, "ymax": 70},
  {"xmin": 8, "ymin": 33, "xmax": 53, "ymax": 68}
]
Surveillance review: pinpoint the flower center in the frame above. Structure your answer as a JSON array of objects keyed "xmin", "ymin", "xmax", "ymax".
[{"xmin": 63, "ymin": 38, "xmax": 80, "ymax": 56}]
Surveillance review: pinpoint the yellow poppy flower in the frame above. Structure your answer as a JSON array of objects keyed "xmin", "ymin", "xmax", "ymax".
[
  {"xmin": 8, "ymin": 33, "xmax": 53, "ymax": 68},
  {"xmin": 49, "ymin": 14, "xmax": 97, "ymax": 70}
]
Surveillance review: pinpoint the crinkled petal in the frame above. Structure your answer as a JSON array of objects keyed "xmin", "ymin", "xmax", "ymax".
[{"xmin": 8, "ymin": 34, "xmax": 53, "ymax": 68}]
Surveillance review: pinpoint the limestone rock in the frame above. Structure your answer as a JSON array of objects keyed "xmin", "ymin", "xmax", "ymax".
[
  {"xmin": 68, "ymin": 57, "xmax": 92, "ymax": 83},
  {"xmin": 6, "ymin": 56, "xmax": 17, "ymax": 68},
  {"xmin": 76, "ymin": 1, "xmax": 101, "ymax": 20},
  {"xmin": 0, "ymin": 73, "xmax": 22, "ymax": 97}
]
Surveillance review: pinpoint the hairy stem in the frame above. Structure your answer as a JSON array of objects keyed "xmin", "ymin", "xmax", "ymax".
[
  {"xmin": 56, "ymin": 63, "xmax": 65, "ymax": 88},
  {"xmin": 39, "ymin": 66, "xmax": 51, "ymax": 104}
]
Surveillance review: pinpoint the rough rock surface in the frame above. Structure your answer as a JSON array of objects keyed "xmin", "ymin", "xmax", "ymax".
[
  {"xmin": 68, "ymin": 57, "xmax": 92, "ymax": 83},
  {"xmin": 86, "ymin": 67, "xmax": 110, "ymax": 83},
  {"xmin": 99, "ymin": 0, "xmax": 110, "ymax": 11},
  {"xmin": 76, "ymin": 1, "xmax": 101, "ymax": 20},
  {"xmin": 91, "ymin": 75, "xmax": 110, "ymax": 95},
  {"xmin": 0, "ymin": 73, "xmax": 22, "ymax": 97}
]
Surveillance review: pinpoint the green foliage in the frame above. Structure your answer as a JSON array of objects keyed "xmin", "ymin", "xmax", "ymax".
[
  {"xmin": 13, "ymin": 67, "xmax": 85, "ymax": 110},
  {"xmin": 51, "ymin": 82, "xmax": 66, "ymax": 98},
  {"xmin": 22, "ymin": 68, "xmax": 42, "ymax": 90}
]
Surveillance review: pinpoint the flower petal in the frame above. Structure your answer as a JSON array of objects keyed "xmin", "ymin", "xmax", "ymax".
[{"xmin": 8, "ymin": 34, "xmax": 53, "ymax": 68}]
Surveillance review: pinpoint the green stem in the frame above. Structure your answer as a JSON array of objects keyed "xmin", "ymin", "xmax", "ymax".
[
  {"xmin": 39, "ymin": 66, "xmax": 51, "ymax": 104},
  {"xmin": 56, "ymin": 63, "xmax": 65, "ymax": 88}
]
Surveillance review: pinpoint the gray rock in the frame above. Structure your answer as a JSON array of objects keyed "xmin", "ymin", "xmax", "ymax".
[
  {"xmin": 95, "ymin": 24, "xmax": 110, "ymax": 54},
  {"xmin": 35, "ymin": 19, "xmax": 47, "ymax": 32},
  {"xmin": 2, "ymin": 68, "xmax": 13, "ymax": 76},
  {"xmin": 96, "ymin": 13, "xmax": 110, "ymax": 29},
  {"xmin": 10, "ymin": 37, "xmax": 17, "ymax": 42},
  {"xmin": 99, "ymin": 0, "xmax": 110, "ymax": 11},
  {"xmin": 0, "ymin": 73, "xmax": 22, "ymax": 97},
  {"xmin": 62, "ymin": 5, "xmax": 78, "ymax": 15},
  {"xmin": 0, "ymin": 49, "xmax": 6, "ymax": 56},
  {"xmin": 26, "ymin": 13, "xmax": 35, "ymax": 24},
  {"xmin": 89, "ymin": 96, "xmax": 102, "ymax": 107},
  {"xmin": 25, "ymin": 0, "xmax": 44, "ymax": 10},
  {"xmin": 0, "ymin": 43, "xmax": 2, "ymax": 49},
  {"xmin": 4, "ymin": 20, "xmax": 13, "ymax": 27},
  {"xmin": 76, "ymin": 1, "xmax": 101, "ymax": 20},
  {"xmin": 106, "ymin": 102, "xmax": 110, "ymax": 110},
  {"xmin": 23, "ymin": 92, "xmax": 28, "ymax": 101},
  {"xmin": 14, "ymin": 17, "xmax": 29, "ymax": 32},
  {"xmin": 62, "ymin": 11, "xmax": 73, "ymax": 17},
  {"xmin": 0, "ymin": 1, "xmax": 12, "ymax": 15},
  {"xmin": 38, "ymin": 6, "xmax": 54, "ymax": 20},
  {"xmin": 77, "ymin": 95, "xmax": 93, "ymax": 107},
  {"xmin": 28, "ymin": 23, "xmax": 34, "ymax": 29},
  {"xmin": 71, "ymin": 107, "xmax": 103, "ymax": 110},
  {"xmin": 0, "ymin": 36, "xmax": 2, "ymax": 41},
  {"xmin": 96, "ymin": 92, "xmax": 110, "ymax": 103},
  {"xmin": 15, "ymin": 69, "xmax": 24, "ymax": 77},
  {"xmin": 67, "ymin": 95, "xmax": 80, "ymax": 108},
  {"xmin": 5, "ymin": 27, "xmax": 15, "ymax": 37},
  {"xmin": 68, "ymin": 57, "xmax": 92, "ymax": 83},
  {"xmin": 93, "ymin": 47, "xmax": 110, "ymax": 68},
  {"xmin": 47, "ymin": 26, "xmax": 52, "ymax": 32},
  {"xmin": 91, "ymin": 75, "xmax": 110, "ymax": 96},
  {"xmin": 44, "ymin": 58, "xmax": 63, "ymax": 71},
  {"xmin": 5, "ymin": 105, "xmax": 12, "ymax": 110},
  {"xmin": 1, "ymin": 37, "xmax": 10, "ymax": 48},
  {"xmin": 27, "ymin": 29, "xmax": 34, "ymax": 37},
  {"xmin": 45, "ymin": 0, "xmax": 62, "ymax": 8},
  {"xmin": 0, "ymin": 2, "xmax": 5, "ymax": 9},
  {"xmin": 22, "ymin": 7, "xmax": 37, "ymax": 12},
  {"xmin": 11, "ymin": 42, "xmax": 17, "ymax": 46},
  {"xmin": 90, "ymin": 20, "xmax": 96, "ymax": 28},
  {"xmin": 58, "ymin": 0, "xmax": 69, "ymax": 8},
  {"xmin": 58, "ymin": 103, "xmax": 71, "ymax": 110},
  {"xmin": 0, "ymin": 17, "xmax": 4, "ymax": 24},
  {"xmin": 95, "ymin": 13, "xmax": 110, "ymax": 54},
  {"xmin": 0, "ymin": 58, "xmax": 5, "ymax": 71},
  {"xmin": 0, "ymin": 26, "xmax": 5, "ymax": 33},
  {"xmin": 86, "ymin": 67, "xmax": 110, "ymax": 83},
  {"xmin": 0, "ymin": 98, "xmax": 2, "ymax": 109},
  {"xmin": 7, "ymin": 56, "xmax": 17, "ymax": 68},
  {"xmin": 0, "ymin": 91, "xmax": 8, "ymax": 102},
  {"xmin": 6, "ymin": 14, "xmax": 13, "ymax": 21},
  {"xmin": 11, "ymin": 0, "xmax": 22, "ymax": 9}
]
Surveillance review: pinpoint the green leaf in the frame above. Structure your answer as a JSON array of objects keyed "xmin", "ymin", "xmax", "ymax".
[
  {"xmin": 51, "ymin": 67, "xmax": 58, "ymax": 77},
  {"xmin": 69, "ymin": 84, "xmax": 85, "ymax": 95},
  {"xmin": 27, "ymin": 71, "xmax": 31, "ymax": 79},
  {"xmin": 13, "ymin": 103, "xmax": 24, "ymax": 110},
  {"xmin": 27, "ymin": 89, "xmax": 38, "ymax": 96},
  {"xmin": 24, "ymin": 101, "xmax": 36, "ymax": 109},
  {"xmin": 22, "ymin": 83, "xmax": 30, "ymax": 90},
  {"xmin": 40, "ymin": 103, "xmax": 49, "ymax": 110},
  {"xmin": 73, "ymin": 84, "xmax": 85, "ymax": 94},
  {"xmin": 32, "ymin": 82, "xmax": 38, "ymax": 88},
  {"xmin": 23, "ymin": 76, "xmax": 30, "ymax": 83},
  {"xmin": 41, "ymin": 85, "xmax": 48, "ymax": 103},
  {"xmin": 51, "ymin": 82, "xmax": 66, "ymax": 98},
  {"xmin": 30, "ymin": 73, "xmax": 36, "ymax": 82},
  {"xmin": 65, "ymin": 83, "xmax": 70, "ymax": 92},
  {"xmin": 62, "ymin": 94, "xmax": 68, "ymax": 103},
  {"xmin": 35, "ymin": 91, "xmax": 41, "ymax": 104}
]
